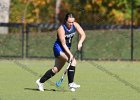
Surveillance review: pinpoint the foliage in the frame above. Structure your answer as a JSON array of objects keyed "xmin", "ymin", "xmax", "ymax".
[
  {"xmin": 9, "ymin": 0, "xmax": 140, "ymax": 25},
  {"xmin": 10, "ymin": 0, "xmax": 25, "ymax": 22},
  {"xmin": 10, "ymin": 0, "xmax": 55, "ymax": 23}
]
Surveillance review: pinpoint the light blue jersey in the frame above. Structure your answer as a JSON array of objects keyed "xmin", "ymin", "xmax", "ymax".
[{"xmin": 53, "ymin": 23, "xmax": 76, "ymax": 57}]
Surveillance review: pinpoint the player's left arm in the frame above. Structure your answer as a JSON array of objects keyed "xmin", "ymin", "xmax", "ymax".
[{"xmin": 74, "ymin": 22, "xmax": 86, "ymax": 50}]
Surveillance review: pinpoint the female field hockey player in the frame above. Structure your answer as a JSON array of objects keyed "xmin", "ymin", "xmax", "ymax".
[{"xmin": 36, "ymin": 12, "xmax": 86, "ymax": 92}]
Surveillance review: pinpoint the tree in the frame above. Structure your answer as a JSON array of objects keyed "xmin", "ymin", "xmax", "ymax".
[{"xmin": 9, "ymin": 0, "xmax": 140, "ymax": 25}]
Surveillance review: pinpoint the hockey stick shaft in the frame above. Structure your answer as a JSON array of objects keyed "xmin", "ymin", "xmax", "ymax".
[{"xmin": 56, "ymin": 50, "xmax": 79, "ymax": 87}]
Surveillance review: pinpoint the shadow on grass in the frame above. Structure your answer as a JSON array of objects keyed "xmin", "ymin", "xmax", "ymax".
[{"xmin": 24, "ymin": 88, "xmax": 69, "ymax": 92}]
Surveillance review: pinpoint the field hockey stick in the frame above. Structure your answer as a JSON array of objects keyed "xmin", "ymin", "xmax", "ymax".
[{"xmin": 56, "ymin": 50, "xmax": 79, "ymax": 87}]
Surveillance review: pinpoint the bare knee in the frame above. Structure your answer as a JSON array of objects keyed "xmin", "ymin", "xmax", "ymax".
[
  {"xmin": 71, "ymin": 58, "xmax": 77, "ymax": 66},
  {"xmin": 52, "ymin": 67, "xmax": 61, "ymax": 73},
  {"xmin": 52, "ymin": 67, "xmax": 58, "ymax": 73}
]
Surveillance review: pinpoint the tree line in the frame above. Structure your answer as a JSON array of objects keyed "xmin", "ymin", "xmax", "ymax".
[{"xmin": 10, "ymin": 0, "xmax": 140, "ymax": 25}]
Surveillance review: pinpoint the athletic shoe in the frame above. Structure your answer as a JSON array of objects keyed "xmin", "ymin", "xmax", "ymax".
[
  {"xmin": 69, "ymin": 82, "xmax": 80, "ymax": 92},
  {"xmin": 36, "ymin": 79, "xmax": 44, "ymax": 91},
  {"xmin": 70, "ymin": 87, "xmax": 76, "ymax": 92}
]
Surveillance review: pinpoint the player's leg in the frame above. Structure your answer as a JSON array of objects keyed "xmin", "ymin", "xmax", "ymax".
[
  {"xmin": 39, "ymin": 56, "xmax": 66, "ymax": 82},
  {"xmin": 36, "ymin": 52, "xmax": 68, "ymax": 91},
  {"xmin": 36, "ymin": 42, "xmax": 67, "ymax": 91},
  {"xmin": 53, "ymin": 51, "xmax": 68, "ymax": 72},
  {"xmin": 56, "ymin": 52, "xmax": 80, "ymax": 92},
  {"xmin": 68, "ymin": 58, "xmax": 80, "ymax": 90},
  {"xmin": 36, "ymin": 67, "xmax": 56, "ymax": 91},
  {"xmin": 68, "ymin": 58, "xmax": 76, "ymax": 84}
]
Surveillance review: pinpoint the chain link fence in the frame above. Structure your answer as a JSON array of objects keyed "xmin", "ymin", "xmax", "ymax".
[
  {"xmin": 0, "ymin": 0, "xmax": 140, "ymax": 61},
  {"xmin": 0, "ymin": 23, "xmax": 140, "ymax": 61},
  {"xmin": 0, "ymin": 23, "xmax": 24, "ymax": 58}
]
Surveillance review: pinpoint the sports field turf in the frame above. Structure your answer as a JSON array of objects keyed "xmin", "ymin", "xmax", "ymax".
[{"xmin": 0, "ymin": 60, "xmax": 140, "ymax": 100}]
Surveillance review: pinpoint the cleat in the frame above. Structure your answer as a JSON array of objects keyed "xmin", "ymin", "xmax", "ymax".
[
  {"xmin": 36, "ymin": 79, "xmax": 44, "ymax": 91},
  {"xmin": 70, "ymin": 88, "xmax": 75, "ymax": 92},
  {"xmin": 69, "ymin": 82, "xmax": 80, "ymax": 89}
]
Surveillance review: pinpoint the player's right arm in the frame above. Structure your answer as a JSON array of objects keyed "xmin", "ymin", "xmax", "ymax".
[{"xmin": 57, "ymin": 25, "xmax": 73, "ymax": 61}]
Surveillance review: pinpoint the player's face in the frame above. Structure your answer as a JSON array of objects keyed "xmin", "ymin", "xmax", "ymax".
[{"xmin": 66, "ymin": 17, "xmax": 75, "ymax": 29}]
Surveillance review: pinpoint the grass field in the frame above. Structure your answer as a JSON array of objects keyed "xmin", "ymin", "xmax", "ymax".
[{"xmin": 0, "ymin": 60, "xmax": 140, "ymax": 100}]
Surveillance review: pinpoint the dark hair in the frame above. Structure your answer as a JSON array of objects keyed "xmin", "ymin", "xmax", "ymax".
[{"xmin": 64, "ymin": 13, "xmax": 75, "ymax": 23}]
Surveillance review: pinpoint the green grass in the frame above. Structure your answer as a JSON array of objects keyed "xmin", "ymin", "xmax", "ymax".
[{"xmin": 0, "ymin": 60, "xmax": 140, "ymax": 100}]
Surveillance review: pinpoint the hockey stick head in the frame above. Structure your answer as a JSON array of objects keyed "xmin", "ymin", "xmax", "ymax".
[{"xmin": 56, "ymin": 78, "xmax": 64, "ymax": 87}]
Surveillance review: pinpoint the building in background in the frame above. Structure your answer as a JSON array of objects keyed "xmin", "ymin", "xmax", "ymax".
[{"xmin": 0, "ymin": 0, "xmax": 10, "ymax": 34}]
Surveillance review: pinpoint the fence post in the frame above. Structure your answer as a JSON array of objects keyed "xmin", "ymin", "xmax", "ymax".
[
  {"xmin": 25, "ymin": 24, "xmax": 29, "ymax": 58},
  {"xmin": 131, "ymin": 0, "xmax": 134, "ymax": 61},
  {"xmin": 21, "ymin": 23, "xmax": 24, "ymax": 58}
]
